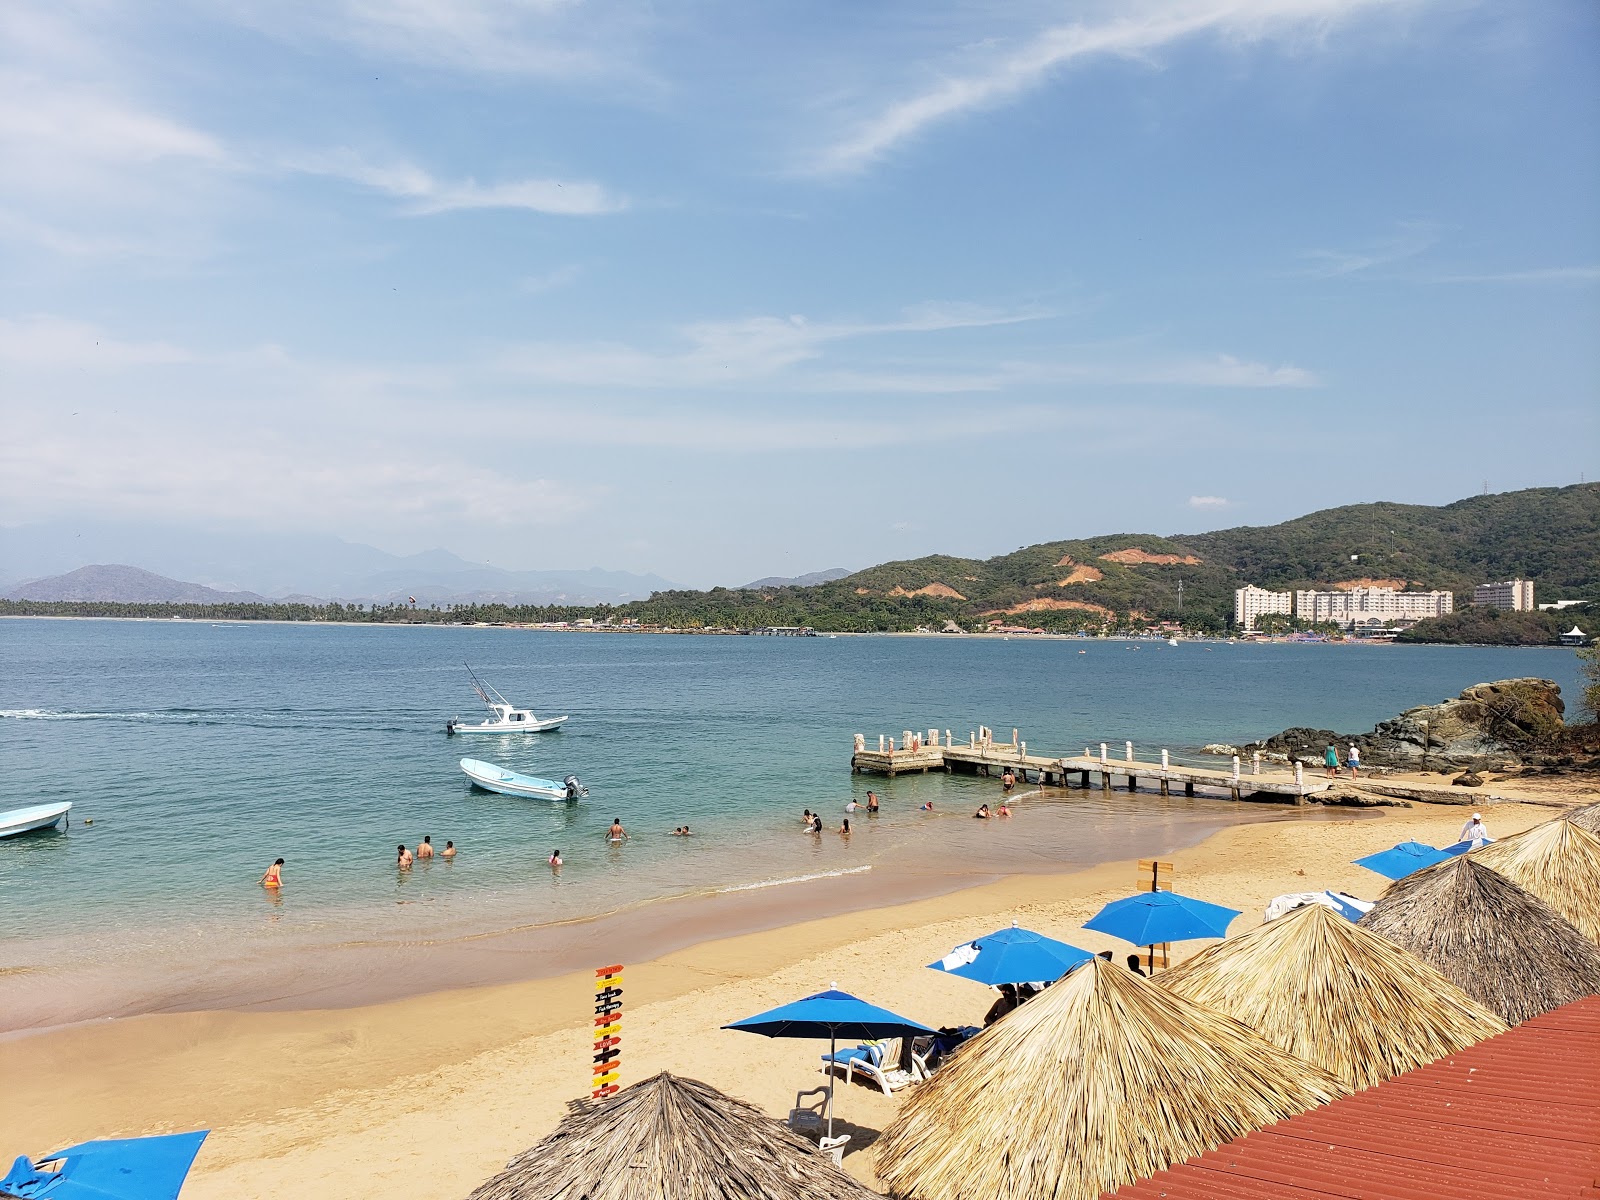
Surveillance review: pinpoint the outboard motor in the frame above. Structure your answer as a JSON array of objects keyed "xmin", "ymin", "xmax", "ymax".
[{"xmin": 563, "ymin": 775, "xmax": 588, "ymax": 801}]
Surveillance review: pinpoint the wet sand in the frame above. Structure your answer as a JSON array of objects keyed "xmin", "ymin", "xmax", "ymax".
[{"xmin": 0, "ymin": 785, "xmax": 1590, "ymax": 1199}]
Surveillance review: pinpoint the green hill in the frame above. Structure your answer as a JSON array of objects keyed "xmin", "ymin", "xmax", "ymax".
[{"xmin": 616, "ymin": 483, "xmax": 1600, "ymax": 633}]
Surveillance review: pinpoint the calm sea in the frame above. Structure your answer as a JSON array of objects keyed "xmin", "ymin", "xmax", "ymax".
[{"xmin": 0, "ymin": 619, "xmax": 1582, "ymax": 1025}]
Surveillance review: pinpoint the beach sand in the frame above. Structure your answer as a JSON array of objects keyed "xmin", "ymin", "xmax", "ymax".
[{"xmin": 2, "ymin": 784, "xmax": 1592, "ymax": 1198}]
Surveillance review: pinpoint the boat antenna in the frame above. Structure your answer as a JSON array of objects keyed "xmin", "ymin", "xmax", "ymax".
[{"xmin": 464, "ymin": 663, "xmax": 510, "ymax": 713}]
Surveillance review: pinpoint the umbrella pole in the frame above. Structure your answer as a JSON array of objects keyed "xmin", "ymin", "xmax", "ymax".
[{"xmin": 826, "ymin": 1032, "xmax": 836, "ymax": 1139}]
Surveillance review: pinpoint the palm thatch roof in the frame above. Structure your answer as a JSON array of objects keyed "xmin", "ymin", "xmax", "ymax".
[
  {"xmin": 1157, "ymin": 902, "xmax": 1506, "ymax": 1090},
  {"xmin": 1359, "ymin": 857, "xmax": 1600, "ymax": 1026},
  {"xmin": 1470, "ymin": 818, "xmax": 1600, "ymax": 945},
  {"xmin": 465, "ymin": 1072, "xmax": 877, "ymax": 1200},
  {"xmin": 1564, "ymin": 800, "xmax": 1600, "ymax": 836},
  {"xmin": 874, "ymin": 958, "xmax": 1347, "ymax": 1200}
]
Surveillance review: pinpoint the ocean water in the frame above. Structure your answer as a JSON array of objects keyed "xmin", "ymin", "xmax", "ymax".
[{"xmin": 0, "ymin": 619, "xmax": 1582, "ymax": 1023}]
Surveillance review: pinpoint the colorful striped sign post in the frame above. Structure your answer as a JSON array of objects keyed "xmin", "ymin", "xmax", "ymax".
[{"xmin": 592, "ymin": 964, "xmax": 623, "ymax": 1099}]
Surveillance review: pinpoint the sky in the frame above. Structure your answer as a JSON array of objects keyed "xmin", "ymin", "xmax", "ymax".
[{"xmin": 1, "ymin": 0, "xmax": 1597, "ymax": 589}]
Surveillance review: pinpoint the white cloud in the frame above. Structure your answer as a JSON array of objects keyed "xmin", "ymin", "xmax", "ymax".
[
  {"xmin": 807, "ymin": 0, "xmax": 1402, "ymax": 175},
  {"xmin": 519, "ymin": 264, "xmax": 584, "ymax": 293},
  {"xmin": 1432, "ymin": 265, "xmax": 1600, "ymax": 285},
  {"xmin": 0, "ymin": 316, "xmax": 194, "ymax": 368},
  {"xmin": 1299, "ymin": 220, "xmax": 1443, "ymax": 278},
  {"xmin": 1188, "ymin": 495, "xmax": 1230, "ymax": 509},
  {"xmin": 291, "ymin": 151, "xmax": 627, "ymax": 216}
]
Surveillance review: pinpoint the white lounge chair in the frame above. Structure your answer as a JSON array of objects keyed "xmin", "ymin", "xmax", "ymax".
[
  {"xmin": 823, "ymin": 1037, "xmax": 915, "ymax": 1095},
  {"xmin": 909, "ymin": 1034, "xmax": 937, "ymax": 1081},
  {"xmin": 788, "ymin": 1086, "xmax": 829, "ymax": 1138},
  {"xmin": 818, "ymin": 1134, "xmax": 851, "ymax": 1166}
]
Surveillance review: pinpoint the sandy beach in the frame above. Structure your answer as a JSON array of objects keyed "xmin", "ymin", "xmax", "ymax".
[{"xmin": 2, "ymin": 777, "xmax": 1592, "ymax": 1198}]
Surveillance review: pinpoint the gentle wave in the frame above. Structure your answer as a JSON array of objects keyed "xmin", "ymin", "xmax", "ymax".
[
  {"xmin": 714, "ymin": 864, "xmax": 872, "ymax": 894},
  {"xmin": 0, "ymin": 708, "xmax": 418, "ymax": 733}
]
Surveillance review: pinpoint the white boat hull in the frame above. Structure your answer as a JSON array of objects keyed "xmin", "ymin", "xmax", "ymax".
[
  {"xmin": 0, "ymin": 801, "xmax": 72, "ymax": 839},
  {"xmin": 460, "ymin": 758, "xmax": 584, "ymax": 801},
  {"xmin": 450, "ymin": 713, "xmax": 568, "ymax": 734}
]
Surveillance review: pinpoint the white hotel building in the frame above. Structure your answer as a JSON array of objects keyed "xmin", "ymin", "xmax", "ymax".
[
  {"xmin": 1234, "ymin": 585, "xmax": 1293, "ymax": 631},
  {"xmin": 1294, "ymin": 587, "xmax": 1454, "ymax": 630},
  {"xmin": 1473, "ymin": 579, "xmax": 1534, "ymax": 611}
]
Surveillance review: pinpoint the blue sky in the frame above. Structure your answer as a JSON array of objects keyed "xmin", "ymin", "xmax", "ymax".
[{"xmin": 2, "ymin": 0, "xmax": 1596, "ymax": 588}]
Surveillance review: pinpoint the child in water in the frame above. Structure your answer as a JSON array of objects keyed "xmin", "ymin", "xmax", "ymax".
[{"xmin": 549, "ymin": 850, "xmax": 562, "ymax": 867}]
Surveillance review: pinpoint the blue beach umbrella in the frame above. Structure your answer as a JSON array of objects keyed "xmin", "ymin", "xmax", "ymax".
[
  {"xmin": 927, "ymin": 924, "xmax": 1095, "ymax": 986},
  {"xmin": 1083, "ymin": 891, "xmax": 1241, "ymax": 947},
  {"xmin": 724, "ymin": 987, "xmax": 934, "ymax": 1137},
  {"xmin": 1, "ymin": 1131, "xmax": 208, "ymax": 1200},
  {"xmin": 1441, "ymin": 836, "xmax": 1494, "ymax": 857},
  {"xmin": 1354, "ymin": 840, "xmax": 1452, "ymax": 880}
]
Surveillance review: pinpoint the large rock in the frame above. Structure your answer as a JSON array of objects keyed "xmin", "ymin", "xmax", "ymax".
[{"xmin": 1248, "ymin": 678, "xmax": 1566, "ymax": 772}]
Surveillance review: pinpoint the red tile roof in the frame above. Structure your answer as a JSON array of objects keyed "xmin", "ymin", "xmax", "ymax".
[{"xmin": 1107, "ymin": 995, "xmax": 1600, "ymax": 1200}]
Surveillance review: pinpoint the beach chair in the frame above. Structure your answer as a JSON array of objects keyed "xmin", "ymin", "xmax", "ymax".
[
  {"xmin": 787, "ymin": 1086, "xmax": 829, "ymax": 1138},
  {"xmin": 909, "ymin": 1034, "xmax": 937, "ymax": 1080},
  {"xmin": 824, "ymin": 1036, "xmax": 914, "ymax": 1095},
  {"xmin": 818, "ymin": 1134, "xmax": 851, "ymax": 1167}
]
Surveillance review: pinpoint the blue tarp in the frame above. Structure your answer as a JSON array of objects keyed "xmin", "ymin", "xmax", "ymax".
[
  {"xmin": 1083, "ymin": 891, "xmax": 1241, "ymax": 945},
  {"xmin": 927, "ymin": 925, "xmax": 1094, "ymax": 986},
  {"xmin": 2, "ymin": 1131, "xmax": 208, "ymax": 1200}
]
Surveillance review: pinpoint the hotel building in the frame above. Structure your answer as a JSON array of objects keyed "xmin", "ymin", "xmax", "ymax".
[
  {"xmin": 1473, "ymin": 579, "xmax": 1534, "ymax": 612},
  {"xmin": 1294, "ymin": 587, "xmax": 1454, "ymax": 630},
  {"xmin": 1233, "ymin": 585, "xmax": 1293, "ymax": 631}
]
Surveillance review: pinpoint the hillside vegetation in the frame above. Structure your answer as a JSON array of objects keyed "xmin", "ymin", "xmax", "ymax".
[{"xmin": 5, "ymin": 484, "xmax": 1594, "ymax": 635}]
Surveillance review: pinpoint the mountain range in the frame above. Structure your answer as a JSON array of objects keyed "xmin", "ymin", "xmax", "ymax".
[{"xmin": 0, "ymin": 522, "xmax": 676, "ymax": 606}]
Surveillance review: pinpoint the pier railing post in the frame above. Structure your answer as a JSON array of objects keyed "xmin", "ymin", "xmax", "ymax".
[
  {"xmin": 1231, "ymin": 756, "xmax": 1240, "ymax": 783},
  {"xmin": 1100, "ymin": 743, "xmax": 1108, "ymax": 765},
  {"xmin": 1159, "ymin": 749, "xmax": 1170, "ymax": 796},
  {"xmin": 1125, "ymin": 740, "xmax": 1134, "ymax": 763},
  {"xmin": 1295, "ymin": 761, "xmax": 1304, "ymax": 788},
  {"xmin": 1252, "ymin": 753, "xmax": 1261, "ymax": 776},
  {"xmin": 946, "ymin": 729, "xmax": 953, "ymax": 749},
  {"xmin": 854, "ymin": 734, "xmax": 865, "ymax": 752},
  {"xmin": 878, "ymin": 734, "xmax": 885, "ymax": 753},
  {"xmin": 1161, "ymin": 749, "xmax": 1169, "ymax": 770}
]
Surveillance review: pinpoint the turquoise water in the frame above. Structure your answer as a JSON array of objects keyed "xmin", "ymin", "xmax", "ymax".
[{"xmin": 0, "ymin": 619, "xmax": 1582, "ymax": 1020}]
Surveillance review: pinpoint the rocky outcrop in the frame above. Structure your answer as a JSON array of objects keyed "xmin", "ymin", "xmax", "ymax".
[{"xmin": 1246, "ymin": 678, "xmax": 1567, "ymax": 772}]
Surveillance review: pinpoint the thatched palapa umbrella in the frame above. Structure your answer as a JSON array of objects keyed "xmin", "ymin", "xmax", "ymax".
[
  {"xmin": 1359, "ymin": 856, "xmax": 1600, "ymax": 1025},
  {"xmin": 464, "ymin": 1072, "xmax": 876, "ymax": 1200},
  {"xmin": 874, "ymin": 958, "xmax": 1346, "ymax": 1200},
  {"xmin": 1469, "ymin": 818, "xmax": 1600, "ymax": 945},
  {"xmin": 1563, "ymin": 800, "xmax": 1600, "ymax": 836},
  {"xmin": 1159, "ymin": 902, "xmax": 1506, "ymax": 1089}
]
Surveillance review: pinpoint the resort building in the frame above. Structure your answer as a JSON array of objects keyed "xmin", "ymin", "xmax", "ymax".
[
  {"xmin": 1294, "ymin": 587, "xmax": 1454, "ymax": 631},
  {"xmin": 1234, "ymin": 585, "xmax": 1293, "ymax": 631},
  {"xmin": 1473, "ymin": 579, "xmax": 1534, "ymax": 611}
]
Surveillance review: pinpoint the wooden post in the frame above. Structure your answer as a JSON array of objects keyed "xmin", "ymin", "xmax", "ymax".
[
  {"xmin": 1185, "ymin": 780, "xmax": 1195, "ymax": 797},
  {"xmin": 1100, "ymin": 771, "xmax": 1110, "ymax": 791},
  {"xmin": 1080, "ymin": 770, "xmax": 1090, "ymax": 788},
  {"xmin": 1135, "ymin": 862, "xmax": 1173, "ymax": 971}
]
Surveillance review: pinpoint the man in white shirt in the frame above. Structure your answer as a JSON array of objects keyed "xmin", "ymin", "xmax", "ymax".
[{"xmin": 1459, "ymin": 813, "xmax": 1490, "ymax": 843}]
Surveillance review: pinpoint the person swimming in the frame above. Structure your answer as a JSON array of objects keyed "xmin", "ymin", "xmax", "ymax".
[
  {"xmin": 681, "ymin": 824, "xmax": 693, "ymax": 836},
  {"xmin": 973, "ymin": 804, "xmax": 991, "ymax": 819},
  {"xmin": 838, "ymin": 817, "xmax": 851, "ymax": 835},
  {"xmin": 397, "ymin": 844, "xmax": 413, "ymax": 868},
  {"xmin": 417, "ymin": 835, "xmax": 434, "ymax": 860},
  {"xmin": 607, "ymin": 819, "xmax": 629, "ymax": 842},
  {"xmin": 549, "ymin": 849, "xmax": 563, "ymax": 867},
  {"xmin": 442, "ymin": 840, "xmax": 456, "ymax": 859},
  {"xmin": 801, "ymin": 808, "xmax": 813, "ymax": 826},
  {"xmin": 998, "ymin": 802, "xmax": 1011, "ymax": 817},
  {"xmin": 920, "ymin": 801, "xmax": 934, "ymax": 811},
  {"xmin": 259, "ymin": 858, "xmax": 284, "ymax": 888}
]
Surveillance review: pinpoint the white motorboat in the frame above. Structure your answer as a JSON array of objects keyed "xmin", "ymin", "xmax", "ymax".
[
  {"xmin": 0, "ymin": 801, "xmax": 72, "ymax": 839},
  {"xmin": 447, "ymin": 665, "xmax": 568, "ymax": 735},
  {"xmin": 460, "ymin": 758, "xmax": 586, "ymax": 801}
]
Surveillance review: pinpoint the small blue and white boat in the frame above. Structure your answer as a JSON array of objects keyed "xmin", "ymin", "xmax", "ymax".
[
  {"xmin": 460, "ymin": 758, "xmax": 587, "ymax": 801},
  {"xmin": 0, "ymin": 801, "xmax": 72, "ymax": 839}
]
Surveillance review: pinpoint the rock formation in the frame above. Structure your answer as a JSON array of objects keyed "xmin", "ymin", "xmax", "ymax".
[{"xmin": 1247, "ymin": 678, "xmax": 1567, "ymax": 771}]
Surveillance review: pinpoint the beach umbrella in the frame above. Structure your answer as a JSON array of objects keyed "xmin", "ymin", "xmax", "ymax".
[
  {"xmin": 1353, "ymin": 840, "xmax": 1451, "ymax": 880},
  {"xmin": 1565, "ymin": 800, "xmax": 1600, "ymax": 835},
  {"xmin": 1160, "ymin": 902, "xmax": 1506, "ymax": 1089},
  {"xmin": 1468, "ymin": 818, "xmax": 1600, "ymax": 945},
  {"xmin": 1, "ymin": 1131, "xmax": 208, "ymax": 1200},
  {"xmin": 463, "ymin": 1072, "xmax": 875, "ymax": 1200},
  {"xmin": 927, "ymin": 924, "xmax": 1095, "ymax": 986},
  {"xmin": 1082, "ymin": 890, "xmax": 1240, "ymax": 948},
  {"xmin": 724, "ymin": 987, "xmax": 934, "ymax": 1138},
  {"xmin": 875, "ymin": 959, "xmax": 1346, "ymax": 1200},
  {"xmin": 1360, "ymin": 856, "xmax": 1600, "ymax": 1025}
]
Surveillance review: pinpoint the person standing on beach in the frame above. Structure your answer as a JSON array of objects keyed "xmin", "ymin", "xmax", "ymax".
[
  {"xmin": 397, "ymin": 844, "xmax": 413, "ymax": 868},
  {"xmin": 1324, "ymin": 744, "xmax": 1339, "ymax": 779},
  {"xmin": 260, "ymin": 858, "xmax": 284, "ymax": 888},
  {"xmin": 1459, "ymin": 812, "xmax": 1490, "ymax": 842},
  {"xmin": 1346, "ymin": 744, "xmax": 1361, "ymax": 779},
  {"xmin": 607, "ymin": 819, "xmax": 629, "ymax": 842},
  {"xmin": 417, "ymin": 835, "xmax": 434, "ymax": 860}
]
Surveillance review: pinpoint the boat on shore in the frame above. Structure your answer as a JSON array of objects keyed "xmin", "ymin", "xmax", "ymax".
[
  {"xmin": 460, "ymin": 758, "xmax": 587, "ymax": 801},
  {"xmin": 0, "ymin": 801, "xmax": 72, "ymax": 839},
  {"xmin": 447, "ymin": 665, "xmax": 568, "ymax": 735}
]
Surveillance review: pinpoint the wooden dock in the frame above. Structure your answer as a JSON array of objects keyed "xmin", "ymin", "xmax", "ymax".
[{"xmin": 851, "ymin": 727, "xmax": 1329, "ymax": 804}]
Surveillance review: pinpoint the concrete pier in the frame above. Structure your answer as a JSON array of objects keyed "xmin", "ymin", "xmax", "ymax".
[{"xmin": 850, "ymin": 728, "xmax": 1328, "ymax": 803}]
